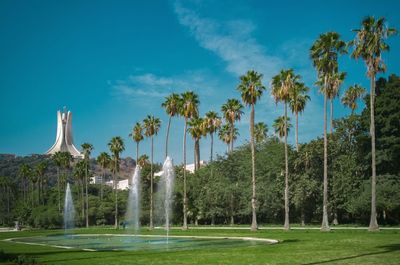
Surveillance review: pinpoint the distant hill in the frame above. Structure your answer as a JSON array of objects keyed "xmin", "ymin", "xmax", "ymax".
[{"xmin": 0, "ymin": 154, "xmax": 136, "ymax": 182}]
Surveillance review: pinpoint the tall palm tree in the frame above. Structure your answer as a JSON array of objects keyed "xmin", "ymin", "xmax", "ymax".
[
  {"xmin": 327, "ymin": 71, "xmax": 346, "ymax": 134},
  {"xmin": 143, "ymin": 115, "xmax": 161, "ymax": 229},
  {"xmin": 180, "ymin": 91, "xmax": 199, "ymax": 230},
  {"xmin": 310, "ymin": 31, "xmax": 347, "ymax": 231},
  {"xmin": 203, "ymin": 111, "xmax": 222, "ymax": 162},
  {"xmin": 52, "ymin": 152, "xmax": 63, "ymax": 212},
  {"xmin": 341, "ymin": 85, "xmax": 366, "ymax": 115},
  {"xmin": 81, "ymin": 143, "xmax": 94, "ymax": 228},
  {"xmin": 129, "ymin": 122, "xmax": 144, "ymax": 163},
  {"xmin": 273, "ymin": 116, "xmax": 292, "ymax": 140},
  {"xmin": 254, "ymin": 122, "xmax": 268, "ymax": 143},
  {"xmin": 271, "ymin": 69, "xmax": 299, "ymax": 230},
  {"xmin": 188, "ymin": 117, "xmax": 205, "ymax": 170},
  {"xmin": 18, "ymin": 164, "xmax": 31, "ymax": 204},
  {"xmin": 34, "ymin": 162, "xmax": 47, "ymax": 205},
  {"xmin": 137, "ymin": 154, "xmax": 149, "ymax": 167},
  {"xmin": 108, "ymin": 136, "xmax": 125, "ymax": 229},
  {"xmin": 73, "ymin": 160, "xmax": 86, "ymax": 221},
  {"xmin": 221, "ymin": 99, "xmax": 244, "ymax": 152},
  {"xmin": 162, "ymin": 93, "xmax": 181, "ymax": 158},
  {"xmin": 289, "ymin": 82, "xmax": 310, "ymax": 151},
  {"xmin": 97, "ymin": 152, "xmax": 111, "ymax": 200},
  {"xmin": 237, "ymin": 70, "xmax": 266, "ymax": 231},
  {"xmin": 350, "ymin": 16, "xmax": 396, "ymax": 231},
  {"xmin": 218, "ymin": 124, "xmax": 239, "ymax": 153}
]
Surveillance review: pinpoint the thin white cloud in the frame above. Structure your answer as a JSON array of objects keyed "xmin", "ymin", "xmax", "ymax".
[{"xmin": 174, "ymin": 1, "xmax": 283, "ymax": 78}]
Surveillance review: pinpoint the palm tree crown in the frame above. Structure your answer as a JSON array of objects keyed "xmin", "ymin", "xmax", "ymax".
[
  {"xmin": 237, "ymin": 70, "xmax": 266, "ymax": 106},
  {"xmin": 254, "ymin": 122, "xmax": 268, "ymax": 143},
  {"xmin": 180, "ymin": 91, "xmax": 199, "ymax": 119},
  {"xmin": 342, "ymin": 85, "xmax": 366, "ymax": 114},
  {"xmin": 221, "ymin": 99, "xmax": 244, "ymax": 124},
  {"xmin": 129, "ymin": 122, "xmax": 144, "ymax": 144},
  {"xmin": 143, "ymin": 115, "xmax": 161, "ymax": 137},
  {"xmin": 273, "ymin": 116, "xmax": 292, "ymax": 139}
]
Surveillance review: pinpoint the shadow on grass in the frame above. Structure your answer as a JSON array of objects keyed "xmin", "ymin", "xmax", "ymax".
[{"xmin": 302, "ymin": 244, "xmax": 400, "ymax": 265}]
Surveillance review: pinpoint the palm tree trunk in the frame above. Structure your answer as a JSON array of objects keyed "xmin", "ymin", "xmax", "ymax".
[
  {"xmin": 150, "ymin": 136, "xmax": 154, "ymax": 229},
  {"xmin": 210, "ymin": 133, "xmax": 214, "ymax": 162},
  {"xmin": 85, "ymin": 161, "xmax": 89, "ymax": 228},
  {"xmin": 114, "ymin": 160, "xmax": 119, "ymax": 229},
  {"xmin": 369, "ymin": 74, "xmax": 379, "ymax": 231},
  {"xmin": 196, "ymin": 139, "xmax": 200, "ymax": 169},
  {"xmin": 183, "ymin": 119, "xmax": 188, "ymax": 230},
  {"xmin": 101, "ymin": 167, "xmax": 104, "ymax": 201},
  {"xmin": 165, "ymin": 115, "xmax": 172, "ymax": 158},
  {"xmin": 230, "ymin": 122, "xmax": 234, "ymax": 152},
  {"xmin": 250, "ymin": 104, "xmax": 257, "ymax": 231},
  {"xmin": 321, "ymin": 77, "xmax": 330, "ymax": 231},
  {"xmin": 296, "ymin": 112, "xmax": 299, "ymax": 151},
  {"xmin": 194, "ymin": 142, "xmax": 197, "ymax": 171},
  {"xmin": 57, "ymin": 168, "xmax": 61, "ymax": 213},
  {"xmin": 284, "ymin": 103, "xmax": 290, "ymax": 231},
  {"xmin": 81, "ymin": 179, "xmax": 84, "ymax": 222},
  {"xmin": 230, "ymin": 193, "xmax": 234, "ymax": 226},
  {"xmin": 330, "ymin": 99, "xmax": 333, "ymax": 134},
  {"xmin": 136, "ymin": 142, "xmax": 139, "ymax": 165}
]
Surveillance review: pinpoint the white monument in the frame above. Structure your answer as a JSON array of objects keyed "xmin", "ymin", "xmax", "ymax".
[{"xmin": 46, "ymin": 107, "xmax": 83, "ymax": 158}]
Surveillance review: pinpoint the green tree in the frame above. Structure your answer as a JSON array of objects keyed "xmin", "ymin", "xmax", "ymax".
[
  {"xmin": 143, "ymin": 115, "xmax": 161, "ymax": 229},
  {"xmin": 271, "ymin": 69, "xmax": 299, "ymax": 230},
  {"xmin": 289, "ymin": 82, "xmax": 310, "ymax": 151},
  {"xmin": 51, "ymin": 152, "xmax": 63, "ymax": 212},
  {"xmin": 342, "ymin": 85, "xmax": 366, "ymax": 115},
  {"xmin": 73, "ymin": 160, "xmax": 86, "ymax": 222},
  {"xmin": 218, "ymin": 124, "xmax": 239, "ymax": 153},
  {"xmin": 310, "ymin": 31, "xmax": 347, "ymax": 231},
  {"xmin": 162, "ymin": 93, "xmax": 181, "ymax": 158},
  {"xmin": 81, "ymin": 142, "xmax": 94, "ymax": 228},
  {"xmin": 203, "ymin": 111, "xmax": 222, "ymax": 162},
  {"xmin": 237, "ymin": 70, "xmax": 266, "ymax": 231},
  {"xmin": 180, "ymin": 91, "xmax": 199, "ymax": 229},
  {"xmin": 273, "ymin": 116, "xmax": 292, "ymax": 139},
  {"xmin": 221, "ymin": 99, "xmax": 244, "ymax": 152},
  {"xmin": 34, "ymin": 162, "xmax": 47, "ymax": 205},
  {"xmin": 108, "ymin": 136, "xmax": 125, "ymax": 229},
  {"xmin": 350, "ymin": 17, "xmax": 396, "ymax": 230},
  {"xmin": 188, "ymin": 117, "xmax": 205, "ymax": 170},
  {"xmin": 97, "ymin": 152, "xmax": 111, "ymax": 200},
  {"xmin": 254, "ymin": 122, "xmax": 268, "ymax": 144},
  {"xmin": 129, "ymin": 122, "xmax": 144, "ymax": 163}
]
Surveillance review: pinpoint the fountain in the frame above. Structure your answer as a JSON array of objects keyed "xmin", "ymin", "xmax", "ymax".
[
  {"xmin": 64, "ymin": 183, "xmax": 75, "ymax": 234},
  {"xmin": 162, "ymin": 156, "xmax": 175, "ymax": 242},
  {"xmin": 125, "ymin": 165, "xmax": 141, "ymax": 234}
]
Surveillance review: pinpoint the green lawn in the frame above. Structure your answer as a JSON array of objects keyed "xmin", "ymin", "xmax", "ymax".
[{"xmin": 0, "ymin": 227, "xmax": 399, "ymax": 264}]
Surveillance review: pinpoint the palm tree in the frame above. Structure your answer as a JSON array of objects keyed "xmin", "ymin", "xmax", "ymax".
[
  {"xmin": 310, "ymin": 31, "xmax": 347, "ymax": 231},
  {"xmin": 97, "ymin": 152, "xmax": 111, "ymax": 200},
  {"xmin": 81, "ymin": 143, "xmax": 94, "ymax": 228},
  {"xmin": 237, "ymin": 70, "xmax": 265, "ymax": 231},
  {"xmin": 162, "ymin": 93, "xmax": 181, "ymax": 158},
  {"xmin": 180, "ymin": 91, "xmax": 199, "ymax": 229},
  {"xmin": 254, "ymin": 122, "xmax": 268, "ymax": 143},
  {"xmin": 273, "ymin": 116, "xmax": 292, "ymax": 139},
  {"xmin": 218, "ymin": 124, "xmax": 239, "ymax": 153},
  {"xmin": 271, "ymin": 69, "xmax": 299, "ymax": 230},
  {"xmin": 18, "ymin": 164, "xmax": 31, "ymax": 204},
  {"xmin": 143, "ymin": 115, "xmax": 161, "ymax": 229},
  {"xmin": 73, "ymin": 160, "xmax": 86, "ymax": 221},
  {"xmin": 34, "ymin": 162, "xmax": 47, "ymax": 205},
  {"xmin": 289, "ymin": 82, "xmax": 310, "ymax": 151},
  {"xmin": 129, "ymin": 122, "xmax": 144, "ymax": 163},
  {"xmin": 327, "ymin": 71, "xmax": 346, "ymax": 134},
  {"xmin": 137, "ymin": 154, "xmax": 149, "ymax": 167},
  {"xmin": 350, "ymin": 16, "xmax": 396, "ymax": 231},
  {"xmin": 342, "ymin": 85, "xmax": 366, "ymax": 115},
  {"xmin": 221, "ymin": 99, "xmax": 244, "ymax": 152},
  {"xmin": 203, "ymin": 111, "xmax": 222, "ymax": 162},
  {"xmin": 188, "ymin": 117, "xmax": 205, "ymax": 170},
  {"xmin": 52, "ymin": 152, "xmax": 63, "ymax": 212},
  {"xmin": 108, "ymin": 136, "xmax": 125, "ymax": 229}
]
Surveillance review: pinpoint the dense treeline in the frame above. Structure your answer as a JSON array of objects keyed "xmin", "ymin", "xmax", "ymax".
[{"xmin": 0, "ymin": 75, "xmax": 399, "ymax": 228}]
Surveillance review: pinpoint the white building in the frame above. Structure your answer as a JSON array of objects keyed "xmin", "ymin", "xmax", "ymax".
[{"xmin": 155, "ymin": 160, "xmax": 206, "ymax": 177}]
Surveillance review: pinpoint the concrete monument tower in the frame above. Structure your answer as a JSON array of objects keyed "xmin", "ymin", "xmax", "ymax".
[{"xmin": 46, "ymin": 107, "xmax": 83, "ymax": 158}]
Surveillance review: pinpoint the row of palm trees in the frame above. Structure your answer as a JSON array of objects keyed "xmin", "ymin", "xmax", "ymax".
[{"xmin": 48, "ymin": 16, "xmax": 394, "ymax": 232}]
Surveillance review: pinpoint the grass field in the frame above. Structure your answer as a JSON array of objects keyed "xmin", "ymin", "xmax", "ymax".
[{"xmin": 0, "ymin": 227, "xmax": 399, "ymax": 264}]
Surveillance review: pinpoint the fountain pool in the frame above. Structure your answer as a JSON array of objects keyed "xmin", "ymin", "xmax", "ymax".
[{"xmin": 5, "ymin": 234, "xmax": 278, "ymax": 252}]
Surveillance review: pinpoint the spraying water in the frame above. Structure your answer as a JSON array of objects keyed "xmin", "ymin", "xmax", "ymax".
[
  {"xmin": 163, "ymin": 156, "xmax": 175, "ymax": 242},
  {"xmin": 64, "ymin": 183, "xmax": 75, "ymax": 234},
  {"xmin": 125, "ymin": 166, "xmax": 141, "ymax": 235}
]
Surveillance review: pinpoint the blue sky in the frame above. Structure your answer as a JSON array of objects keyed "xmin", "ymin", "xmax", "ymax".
[{"xmin": 0, "ymin": 0, "xmax": 399, "ymax": 164}]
